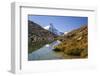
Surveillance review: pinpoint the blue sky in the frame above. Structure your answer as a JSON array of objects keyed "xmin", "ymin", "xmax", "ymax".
[{"xmin": 28, "ymin": 15, "xmax": 88, "ymax": 33}]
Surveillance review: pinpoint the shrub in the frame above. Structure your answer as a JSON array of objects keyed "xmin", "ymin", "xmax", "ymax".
[
  {"xmin": 65, "ymin": 48, "xmax": 84, "ymax": 56},
  {"xmin": 80, "ymin": 49, "xmax": 88, "ymax": 58},
  {"xmin": 53, "ymin": 47, "xmax": 62, "ymax": 52}
]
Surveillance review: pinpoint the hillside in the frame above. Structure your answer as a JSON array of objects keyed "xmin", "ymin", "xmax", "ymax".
[
  {"xmin": 28, "ymin": 20, "xmax": 57, "ymax": 53},
  {"xmin": 53, "ymin": 25, "xmax": 88, "ymax": 58}
]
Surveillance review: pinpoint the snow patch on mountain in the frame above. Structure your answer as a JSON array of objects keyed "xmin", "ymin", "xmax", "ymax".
[{"xmin": 64, "ymin": 32, "xmax": 68, "ymax": 35}]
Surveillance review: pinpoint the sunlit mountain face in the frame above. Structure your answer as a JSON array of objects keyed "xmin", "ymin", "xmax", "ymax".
[{"xmin": 44, "ymin": 23, "xmax": 63, "ymax": 36}]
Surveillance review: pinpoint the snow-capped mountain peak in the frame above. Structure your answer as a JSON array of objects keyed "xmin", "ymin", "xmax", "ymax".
[
  {"xmin": 44, "ymin": 23, "xmax": 63, "ymax": 36},
  {"xmin": 44, "ymin": 25, "xmax": 50, "ymax": 30}
]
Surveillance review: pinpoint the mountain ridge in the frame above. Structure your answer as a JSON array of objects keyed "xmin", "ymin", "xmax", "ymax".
[{"xmin": 44, "ymin": 23, "xmax": 63, "ymax": 36}]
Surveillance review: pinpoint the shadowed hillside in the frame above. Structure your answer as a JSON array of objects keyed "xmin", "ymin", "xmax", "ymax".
[
  {"xmin": 53, "ymin": 25, "xmax": 88, "ymax": 58},
  {"xmin": 28, "ymin": 20, "xmax": 57, "ymax": 53}
]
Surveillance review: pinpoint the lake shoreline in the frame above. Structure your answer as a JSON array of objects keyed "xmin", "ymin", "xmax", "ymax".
[{"xmin": 28, "ymin": 40, "xmax": 63, "ymax": 60}]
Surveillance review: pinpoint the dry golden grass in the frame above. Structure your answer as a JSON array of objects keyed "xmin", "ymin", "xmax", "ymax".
[{"xmin": 53, "ymin": 25, "xmax": 88, "ymax": 58}]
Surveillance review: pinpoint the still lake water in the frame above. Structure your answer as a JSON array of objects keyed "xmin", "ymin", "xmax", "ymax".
[{"xmin": 28, "ymin": 40, "xmax": 64, "ymax": 61}]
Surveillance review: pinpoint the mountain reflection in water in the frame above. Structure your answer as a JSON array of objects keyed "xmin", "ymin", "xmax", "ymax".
[{"xmin": 28, "ymin": 40, "xmax": 63, "ymax": 61}]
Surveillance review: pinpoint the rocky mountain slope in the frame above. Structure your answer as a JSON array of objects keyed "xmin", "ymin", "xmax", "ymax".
[
  {"xmin": 28, "ymin": 20, "xmax": 57, "ymax": 53},
  {"xmin": 53, "ymin": 25, "xmax": 88, "ymax": 58}
]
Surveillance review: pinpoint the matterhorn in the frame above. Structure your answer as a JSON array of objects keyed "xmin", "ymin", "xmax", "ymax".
[{"xmin": 44, "ymin": 23, "xmax": 63, "ymax": 36}]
